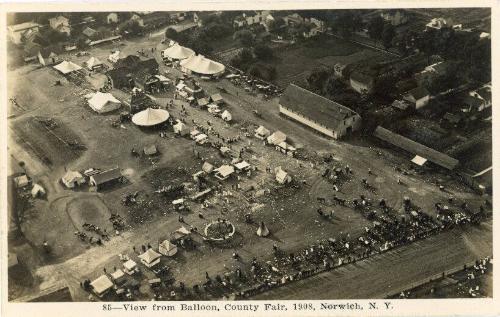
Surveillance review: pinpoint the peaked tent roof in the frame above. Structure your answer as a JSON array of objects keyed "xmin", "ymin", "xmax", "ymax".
[
  {"xmin": 162, "ymin": 43, "xmax": 195, "ymax": 60},
  {"xmin": 138, "ymin": 248, "xmax": 161, "ymax": 264},
  {"xmin": 53, "ymin": 61, "xmax": 82, "ymax": 74},
  {"xmin": 180, "ymin": 54, "xmax": 225, "ymax": 75},
  {"xmin": 132, "ymin": 108, "xmax": 170, "ymax": 126},
  {"xmin": 85, "ymin": 56, "xmax": 103, "ymax": 69},
  {"xmin": 255, "ymin": 125, "xmax": 270, "ymax": 135},
  {"xmin": 87, "ymin": 92, "xmax": 121, "ymax": 113}
]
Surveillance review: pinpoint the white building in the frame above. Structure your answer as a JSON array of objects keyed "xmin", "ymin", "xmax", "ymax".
[
  {"xmin": 7, "ymin": 21, "xmax": 41, "ymax": 45},
  {"xmin": 49, "ymin": 15, "xmax": 71, "ymax": 35},
  {"xmin": 106, "ymin": 13, "xmax": 119, "ymax": 24},
  {"xmin": 403, "ymin": 86, "xmax": 430, "ymax": 109},
  {"xmin": 279, "ymin": 84, "xmax": 361, "ymax": 140}
]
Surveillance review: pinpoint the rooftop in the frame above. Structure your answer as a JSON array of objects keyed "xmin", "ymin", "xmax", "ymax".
[{"xmin": 280, "ymin": 84, "xmax": 359, "ymax": 132}]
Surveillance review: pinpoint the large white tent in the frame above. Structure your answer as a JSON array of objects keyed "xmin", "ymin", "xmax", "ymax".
[
  {"xmin": 53, "ymin": 61, "xmax": 82, "ymax": 74},
  {"xmin": 132, "ymin": 108, "xmax": 170, "ymax": 126},
  {"xmin": 162, "ymin": 43, "xmax": 195, "ymax": 60},
  {"xmin": 87, "ymin": 92, "xmax": 121, "ymax": 113},
  {"xmin": 180, "ymin": 54, "xmax": 225, "ymax": 76}
]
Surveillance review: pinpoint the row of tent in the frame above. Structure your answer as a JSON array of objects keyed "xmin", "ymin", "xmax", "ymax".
[{"xmin": 162, "ymin": 42, "xmax": 225, "ymax": 76}]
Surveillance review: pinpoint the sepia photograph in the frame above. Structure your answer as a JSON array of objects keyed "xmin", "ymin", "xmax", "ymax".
[{"xmin": 1, "ymin": 1, "xmax": 495, "ymax": 314}]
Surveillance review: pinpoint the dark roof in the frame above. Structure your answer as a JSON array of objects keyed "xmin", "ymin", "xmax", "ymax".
[
  {"xmin": 374, "ymin": 126, "xmax": 459, "ymax": 170},
  {"xmin": 91, "ymin": 168, "xmax": 122, "ymax": 185},
  {"xmin": 350, "ymin": 71, "xmax": 374, "ymax": 86},
  {"xmin": 280, "ymin": 84, "xmax": 360, "ymax": 132},
  {"xmin": 406, "ymin": 86, "xmax": 429, "ymax": 101}
]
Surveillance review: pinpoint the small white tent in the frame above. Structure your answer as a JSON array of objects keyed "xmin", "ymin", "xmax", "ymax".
[
  {"xmin": 221, "ymin": 110, "xmax": 232, "ymax": 122},
  {"xmin": 173, "ymin": 120, "xmax": 188, "ymax": 136},
  {"xmin": 61, "ymin": 170, "xmax": 85, "ymax": 188},
  {"xmin": 53, "ymin": 61, "xmax": 82, "ymax": 74},
  {"xmin": 256, "ymin": 221, "xmax": 270, "ymax": 237},
  {"xmin": 255, "ymin": 125, "xmax": 271, "ymax": 140},
  {"xmin": 159, "ymin": 240, "xmax": 178, "ymax": 256},
  {"xmin": 87, "ymin": 92, "xmax": 121, "ymax": 113},
  {"xmin": 85, "ymin": 57, "xmax": 104, "ymax": 70},
  {"xmin": 31, "ymin": 183, "xmax": 46, "ymax": 198},
  {"xmin": 267, "ymin": 131, "xmax": 287, "ymax": 145},
  {"xmin": 108, "ymin": 51, "xmax": 121, "ymax": 63}
]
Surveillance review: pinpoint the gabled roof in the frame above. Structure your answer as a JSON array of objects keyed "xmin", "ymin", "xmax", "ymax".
[
  {"xmin": 280, "ymin": 84, "xmax": 359, "ymax": 132},
  {"xmin": 374, "ymin": 126, "xmax": 459, "ymax": 170},
  {"xmin": 91, "ymin": 168, "xmax": 122, "ymax": 185},
  {"xmin": 90, "ymin": 275, "xmax": 113, "ymax": 294},
  {"xmin": 82, "ymin": 27, "xmax": 98, "ymax": 38},
  {"xmin": 138, "ymin": 248, "xmax": 161, "ymax": 264},
  {"xmin": 350, "ymin": 71, "xmax": 374, "ymax": 86},
  {"xmin": 215, "ymin": 165, "xmax": 235, "ymax": 177},
  {"xmin": 53, "ymin": 61, "xmax": 82, "ymax": 74},
  {"xmin": 8, "ymin": 21, "xmax": 40, "ymax": 32},
  {"xmin": 405, "ymin": 86, "xmax": 429, "ymax": 101}
]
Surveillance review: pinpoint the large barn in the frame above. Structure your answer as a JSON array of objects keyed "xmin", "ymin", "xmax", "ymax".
[{"xmin": 279, "ymin": 84, "xmax": 361, "ymax": 139}]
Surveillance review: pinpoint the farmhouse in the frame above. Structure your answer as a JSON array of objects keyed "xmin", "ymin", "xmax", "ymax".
[
  {"xmin": 403, "ymin": 86, "xmax": 430, "ymax": 109},
  {"xmin": 279, "ymin": 84, "xmax": 361, "ymax": 140},
  {"xmin": 7, "ymin": 21, "xmax": 41, "ymax": 45},
  {"xmin": 380, "ymin": 9, "xmax": 409, "ymax": 26},
  {"xmin": 233, "ymin": 11, "xmax": 269, "ymax": 28},
  {"xmin": 350, "ymin": 71, "xmax": 374, "ymax": 94},
  {"xmin": 49, "ymin": 15, "xmax": 71, "ymax": 35},
  {"xmin": 89, "ymin": 168, "xmax": 123, "ymax": 190}
]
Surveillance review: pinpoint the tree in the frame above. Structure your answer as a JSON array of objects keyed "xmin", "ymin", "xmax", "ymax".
[
  {"xmin": 268, "ymin": 17, "xmax": 285, "ymax": 32},
  {"xmin": 306, "ymin": 68, "xmax": 330, "ymax": 92},
  {"xmin": 381, "ymin": 23, "xmax": 396, "ymax": 49},
  {"xmin": 165, "ymin": 27, "xmax": 179, "ymax": 41},
  {"xmin": 367, "ymin": 16, "xmax": 385, "ymax": 43},
  {"xmin": 234, "ymin": 29, "xmax": 254, "ymax": 47},
  {"xmin": 254, "ymin": 43, "xmax": 274, "ymax": 61},
  {"xmin": 332, "ymin": 10, "xmax": 363, "ymax": 38}
]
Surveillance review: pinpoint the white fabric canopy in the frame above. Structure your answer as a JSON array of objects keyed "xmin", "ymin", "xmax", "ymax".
[
  {"xmin": 132, "ymin": 108, "xmax": 170, "ymax": 126},
  {"xmin": 162, "ymin": 43, "xmax": 195, "ymax": 60},
  {"xmin": 53, "ymin": 61, "xmax": 82, "ymax": 74},
  {"xmin": 85, "ymin": 57, "xmax": 103, "ymax": 70},
  {"xmin": 87, "ymin": 92, "xmax": 121, "ymax": 113},
  {"xmin": 180, "ymin": 54, "xmax": 225, "ymax": 75}
]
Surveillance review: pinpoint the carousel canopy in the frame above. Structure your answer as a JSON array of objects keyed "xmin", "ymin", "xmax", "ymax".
[
  {"xmin": 132, "ymin": 107, "xmax": 170, "ymax": 126},
  {"xmin": 180, "ymin": 54, "xmax": 225, "ymax": 75},
  {"xmin": 162, "ymin": 43, "xmax": 195, "ymax": 60}
]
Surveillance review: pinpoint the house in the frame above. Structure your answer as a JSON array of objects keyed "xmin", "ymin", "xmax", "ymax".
[
  {"xmin": 426, "ymin": 18, "xmax": 448, "ymax": 31},
  {"xmin": 279, "ymin": 84, "xmax": 361, "ymax": 140},
  {"xmin": 464, "ymin": 84, "xmax": 492, "ymax": 112},
  {"xmin": 380, "ymin": 9, "xmax": 409, "ymax": 26},
  {"xmin": 7, "ymin": 21, "xmax": 41, "ymax": 45},
  {"xmin": 193, "ymin": 11, "xmax": 219, "ymax": 27},
  {"xmin": 414, "ymin": 61, "xmax": 449, "ymax": 85},
  {"xmin": 233, "ymin": 11, "xmax": 269, "ymax": 28},
  {"xmin": 49, "ymin": 15, "xmax": 71, "ymax": 35},
  {"xmin": 89, "ymin": 168, "xmax": 123, "ymax": 190},
  {"xmin": 350, "ymin": 71, "xmax": 374, "ymax": 94},
  {"xmin": 131, "ymin": 12, "xmax": 169, "ymax": 28},
  {"xmin": 283, "ymin": 13, "xmax": 304, "ymax": 27},
  {"xmin": 14, "ymin": 174, "xmax": 30, "ymax": 188},
  {"xmin": 37, "ymin": 48, "xmax": 59, "ymax": 66},
  {"xmin": 403, "ymin": 86, "xmax": 430, "ymax": 109},
  {"xmin": 106, "ymin": 12, "xmax": 119, "ymax": 24}
]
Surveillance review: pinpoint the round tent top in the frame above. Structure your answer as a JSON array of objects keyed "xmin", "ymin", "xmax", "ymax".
[
  {"xmin": 132, "ymin": 108, "xmax": 170, "ymax": 126},
  {"xmin": 162, "ymin": 43, "xmax": 195, "ymax": 60}
]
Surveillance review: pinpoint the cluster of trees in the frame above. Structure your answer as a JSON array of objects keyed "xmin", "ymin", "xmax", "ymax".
[
  {"xmin": 230, "ymin": 43, "xmax": 276, "ymax": 81},
  {"xmin": 306, "ymin": 67, "xmax": 365, "ymax": 112},
  {"xmin": 165, "ymin": 14, "xmax": 234, "ymax": 56},
  {"xmin": 330, "ymin": 10, "xmax": 363, "ymax": 38}
]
